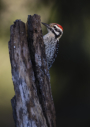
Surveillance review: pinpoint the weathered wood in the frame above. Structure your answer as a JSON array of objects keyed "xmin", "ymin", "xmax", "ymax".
[{"xmin": 9, "ymin": 14, "xmax": 56, "ymax": 127}]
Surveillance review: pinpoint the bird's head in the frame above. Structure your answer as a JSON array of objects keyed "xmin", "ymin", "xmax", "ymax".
[{"xmin": 42, "ymin": 22, "xmax": 63, "ymax": 40}]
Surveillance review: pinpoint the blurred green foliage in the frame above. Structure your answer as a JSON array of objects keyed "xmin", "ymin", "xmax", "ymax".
[{"xmin": 0, "ymin": 0, "xmax": 90, "ymax": 126}]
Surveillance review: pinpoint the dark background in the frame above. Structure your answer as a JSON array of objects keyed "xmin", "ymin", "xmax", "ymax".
[{"xmin": 0, "ymin": 0, "xmax": 90, "ymax": 126}]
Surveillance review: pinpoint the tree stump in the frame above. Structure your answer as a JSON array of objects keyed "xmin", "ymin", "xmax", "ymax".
[{"xmin": 8, "ymin": 14, "xmax": 56, "ymax": 127}]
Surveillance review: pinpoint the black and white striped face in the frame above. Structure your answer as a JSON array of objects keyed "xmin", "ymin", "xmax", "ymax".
[
  {"xmin": 51, "ymin": 24, "xmax": 63, "ymax": 39},
  {"xmin": 42, "ymin": 22, "xmax": 63, "ymax": 40}
]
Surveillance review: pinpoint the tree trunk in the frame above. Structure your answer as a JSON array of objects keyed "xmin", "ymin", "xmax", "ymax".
[{"xmin": 8, "ymin": 14, "xmax": 56, "ymax": 127}]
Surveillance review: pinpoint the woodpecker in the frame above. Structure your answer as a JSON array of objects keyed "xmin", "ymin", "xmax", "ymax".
[{"xmin": 42, "ymin": 22, "xmax": 63, "ymax": 69}]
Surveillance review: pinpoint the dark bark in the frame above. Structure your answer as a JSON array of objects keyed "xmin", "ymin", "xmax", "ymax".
[{"xmin": 8, "ymin": 14, "xmax": 56, "ymax": 127}]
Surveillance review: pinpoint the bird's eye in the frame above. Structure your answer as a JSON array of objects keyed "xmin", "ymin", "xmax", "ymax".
[
  {"xmin": 53, "ymin": 26, "xmax": 57, "ymax": 31},
  {"xmin": 54, "ymin": 27, "xmax": 58, "ymax": 32}
]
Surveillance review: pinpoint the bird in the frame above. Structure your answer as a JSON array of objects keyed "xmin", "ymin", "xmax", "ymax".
[{"xmin": 41, "ymin": 22, "xmax": 63, "ymax": 69}]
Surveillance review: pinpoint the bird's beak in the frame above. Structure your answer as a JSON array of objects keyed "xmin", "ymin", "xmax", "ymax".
[{"xmin": 41, "ymin": 22, "xmax": 50, "ymax": 29}]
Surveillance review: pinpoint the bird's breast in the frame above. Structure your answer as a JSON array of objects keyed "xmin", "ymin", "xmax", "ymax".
[{"xmin": 43, "ymin": 33, "xmax": 59, "ymax": 68}]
